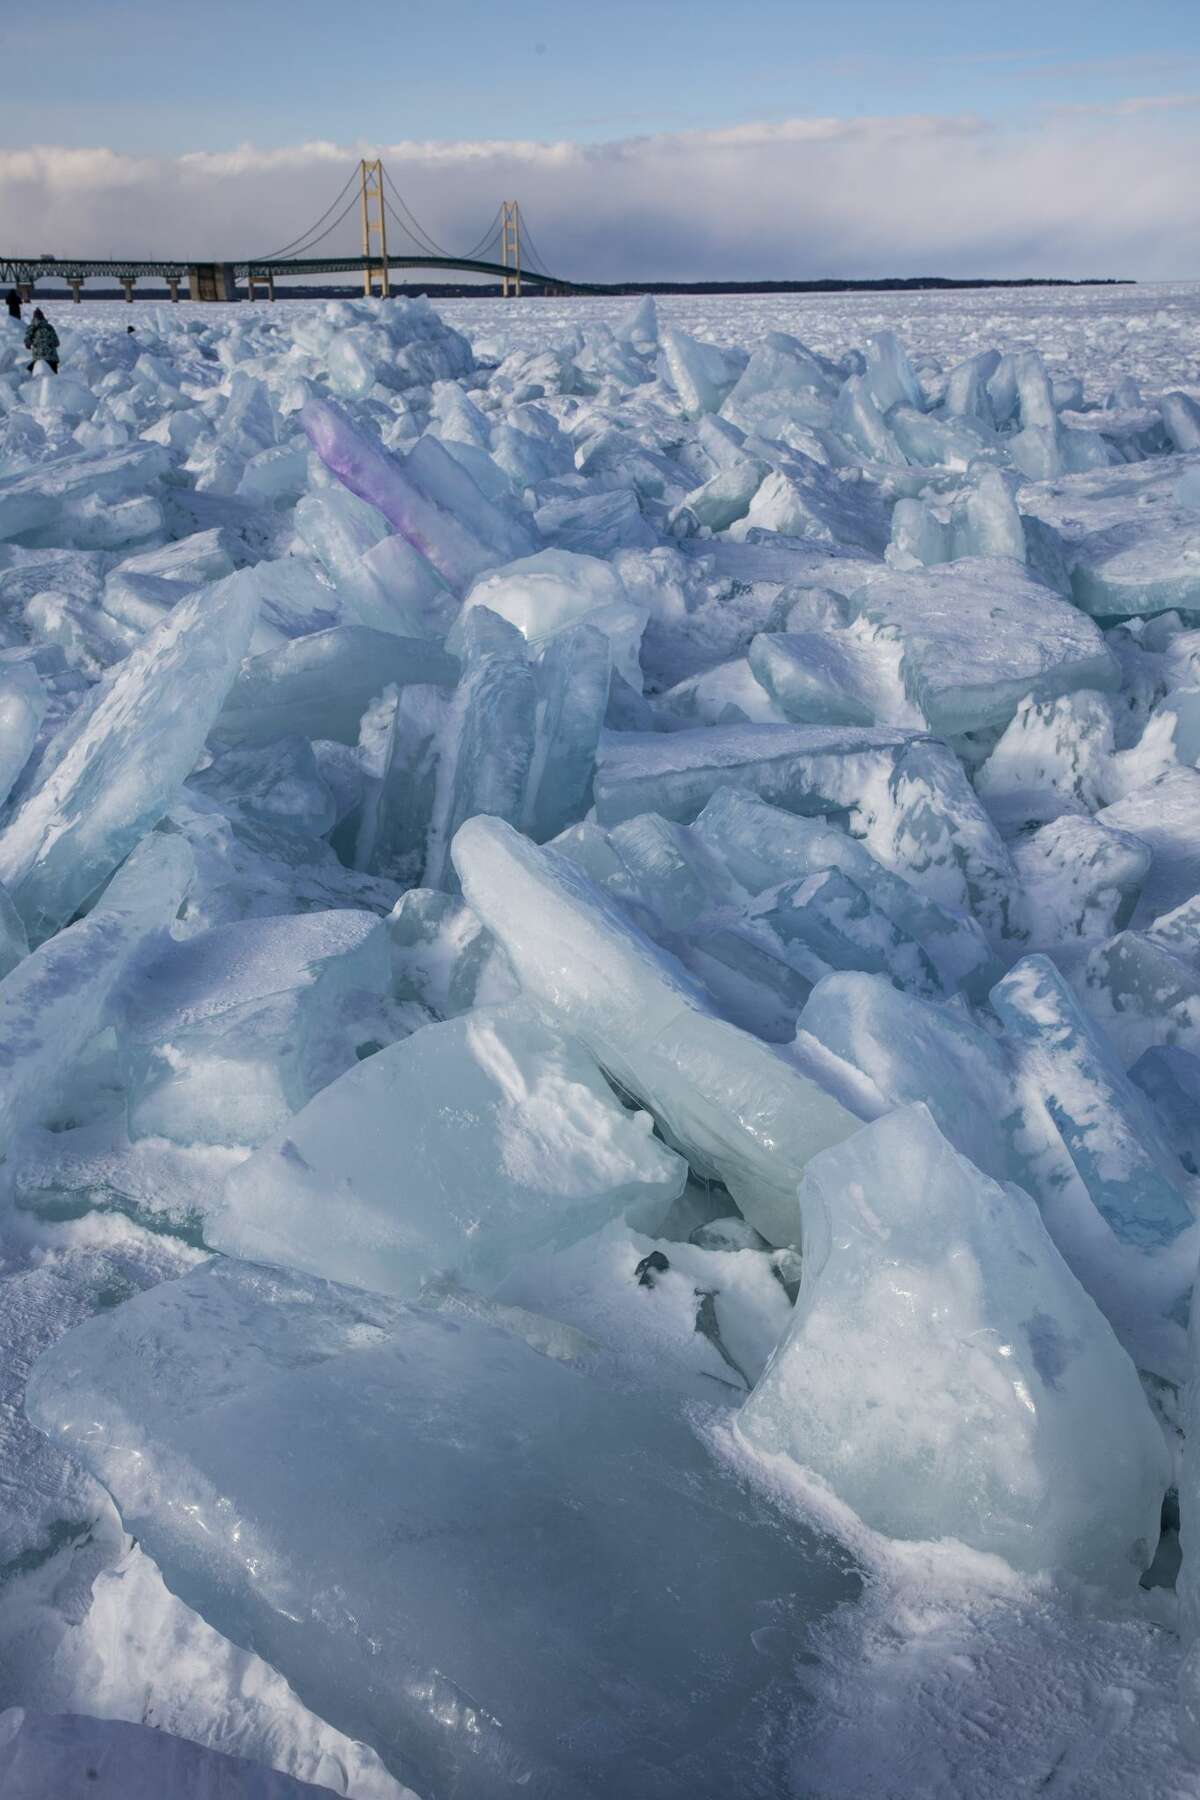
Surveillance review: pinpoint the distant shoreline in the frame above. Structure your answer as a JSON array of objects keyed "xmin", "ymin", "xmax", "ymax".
[{"xmin": 28, "ymin": 275, "xmax": 1136, "ymax": 302}]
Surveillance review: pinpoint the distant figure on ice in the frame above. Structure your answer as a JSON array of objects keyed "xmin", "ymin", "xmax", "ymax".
[
  {"xmin": 5, "ymin": 289, "xmax": 20, "ymax": 321},
  {"xmin": 24, "ymin": 308, "xmax": 59, "ymax": 374}
]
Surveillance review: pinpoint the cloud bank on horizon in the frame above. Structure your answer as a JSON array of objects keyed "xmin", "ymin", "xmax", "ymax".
[{"xmin": 1, "ymin": 104, "xmax": 1196, "ymax": 282}]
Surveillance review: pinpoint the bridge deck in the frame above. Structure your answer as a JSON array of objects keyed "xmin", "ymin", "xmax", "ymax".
[{"xmin": 0, "ymin": 253, "xmax": 577, "ymax": 289}]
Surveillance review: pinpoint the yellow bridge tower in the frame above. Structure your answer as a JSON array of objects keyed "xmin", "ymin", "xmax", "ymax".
[
  {"xmin": 359, "ymin": 159, "xmax": 390, "ymax": 298},
  {"xmin": 500, "ymin": 200, "xmax": 522, "ymax": 298}
]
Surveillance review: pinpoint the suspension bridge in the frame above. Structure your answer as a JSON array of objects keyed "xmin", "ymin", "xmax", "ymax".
[{"xmin": 0, "ymin": 159, "xmax": 578, "ymax": 302}]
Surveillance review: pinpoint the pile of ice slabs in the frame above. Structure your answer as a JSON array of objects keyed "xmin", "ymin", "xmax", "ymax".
[{"xmin": 1, "ymin": 290, "xmax": 1199, "ymax": 1797}]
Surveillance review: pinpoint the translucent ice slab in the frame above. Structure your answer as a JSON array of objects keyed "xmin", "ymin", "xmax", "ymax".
[
  {"xmin": 453, "ymin": 815, "xmax": 862, "ymax": 1245},
  {"xmin": 120, "ymin": 909, "xmax": 391, "ymax": 1147},
  {"xmin": 738, "ymin": 1104, "xmax": 1167, "ymax": 1584},
  {"xmin": 26, "ymin": 1258, "xmax": 860, "ymax": 1799},
  {"xmin": 214, "ymin": 999, "xmax": 685, "ymax": 1293},
  {"xmin": 992, "ymin": 955, "xmax": 1194, "ymax": 1248},
  {"xmin": 214, "ymin": 626, "xmax": 457, "ymax": 749},
  {"xmin": 851, "ymin": 560, "xmax": 1117, "ymax": 737},
  {"xmin": 0, "ymin": 573, "xmax": 256, "ymax": 942}
]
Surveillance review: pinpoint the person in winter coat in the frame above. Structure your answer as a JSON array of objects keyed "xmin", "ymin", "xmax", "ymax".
[
  {"xmin": 4, "ymin": 289, "xmax": 20, "ymax": 322},
  {"xmin": 24, "ymin": 308, "xmax": 59, "ymax": 373}
]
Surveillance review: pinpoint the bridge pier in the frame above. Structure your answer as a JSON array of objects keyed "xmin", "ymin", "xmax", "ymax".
[
  {"xmin": 18, "ymin": 284, "xmax": 32, "ymax": 303},
  {"xmin": 69, "ymin": 279, "xmax": 82, "ymax": 304},
  {"xmin": 167, "ymin": 277, "xmax": 180, "ymax": 303},
  {"xmin": 187, "ymin": 263, "xmax": 238, "ymax": 302},
  {"xmin": 120, "ymin": 276, "xmax": 135, "ymax": 304}
]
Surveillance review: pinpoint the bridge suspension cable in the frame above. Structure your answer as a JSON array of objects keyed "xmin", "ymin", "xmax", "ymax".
[
  {"xmin": 380, "ymin": 196, "xmax": 447, "ymax": 259},
  {"xmin": 250, "ymin": 164, "xmax": 362, "ymax": 263},
  {"xmin": 455, "ymin": 206, "xmax": 505, "ymax": 264},
  {"xmin": 516, "ymin": 211, "xmax": 554, "ymax": 279},
  {"xmin": 268, "ymin": 190, "xmax": 364, "ymax": 263},
  {"xmin": 382, "ymin": 167, "xmax": 454, "ymax": 259}
]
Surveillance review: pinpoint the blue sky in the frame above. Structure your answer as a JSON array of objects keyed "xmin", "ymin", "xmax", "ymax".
[
  {"xmin": 0, "ymin": 0, "xmax": 1197, "ymax": 278},
  {"xmin": 2, "ymin": 0, "xmax": 1196, "ymax": 149}
]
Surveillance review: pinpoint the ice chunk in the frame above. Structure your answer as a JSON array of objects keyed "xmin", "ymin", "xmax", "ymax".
[
  {"xmin": 670, "ymin": 457, "xmax": 765, "ymax": 534},
  {"xmin": 1069, "ymin": 512, "xmax": 1200, "ymax": 617},
  {"xmin": 747, "ymin": 630, "xmax": 877, "ymax": 725},
  {"xmin": 596, "ymin": 724, "xmax": 1019, "ymax": 936},
  {"xmin": 798, "ymin": 969, "xmax": 1022, "ymax": 1185},
  {"xmin": 1098, "ymin": 768, "xmax": 1200, "ymax": 925},
  {"xmin": 975, "ymin": 690, "xmax": 1116, "ymax": 831},
  {"xmin": 302, "ymin": 398, "xmax": 500, "ymax": 591},
  {"xmin": 0, "ymin": 574, "xmax": 256, "ymax": 942},
  {"xmin": 293, "ymin": 486, "xmax": 388, "ymax": 584},
  {"xmin": 1013, "ymin": 815, "xmax": 1150, "ymax": 942},
  {"xmin": 453, "ymin": 549, "xmax": 647, "ymax": 692},
  {"xmin": 404, "ymin": 433, "xmax": 536, "ymax": 564},
  {"xmin": 889, "ymin": 469, "xmax": 1027, "ymax": 570},
  {"xmin": 1146, "ymin": 889, "xmax": 1200, "ymax": 966},
  {"xmin": 0, "ymin": 659, "xmax": 45, "ymax": 807},
  {"xmin": 693, "ymin": 786, "xmax": 997, "ymax": 994},
  {"xmin": 615, "ymin": 291, "xmax": 658, "ymax": 352},
  {"xmin": 659, "ymin": 326, "xmax": 739, "ymax": 417},
  {"xmin": 233, "ymin": 558, "xmax": 350, "ymax": 644},
  {"xmin": 659, "ymin": 656, "xmax": 789, "ymax": 727},
  {"xmin": 832, "ymin": 375, "xmax": 901, "ymax": 462},
  {"xmin": 388, "ymin": 888, "xmax": 516, "ymax": 1018},
  {"xmin": 992, "ymin": 955, "xmax": 1193, "ymax": 1247},
  {"xmin": 738, "ymin": 1105, "xmax": 1168, "ymax": 1584},
  {"xmin": 719, "ymin": 353, "xmax": 833, "ymax": 445},
  {"xmin": 1130, "ymin": 1045, "xmax": 1200, "ymax": 1175},
  {"xmin": 423, "ymin": 610, "xmax": 537, "ymax": 891},
  {"xmin": 0, "ymin": 832, "xmax": 192, "ymax": 1148},
  {"xmin": 604, "ymin": 811, "xmax": 738, "ymax": 926},
  {"xmin": 684, "ymin": 919, "xmax": 817, "ymax": 1042},
  {"xmin": 729, "ymin": 460, "xmax": 888, "ymax": 554},
  {"xmin": 191, "ymin": 737, "xmax": 338, "ymax": 839},
  {"xmin": 353, "ymin": 683, "xmax": 448, "ymax": 883},
  {"xmin": 453, "ymin": 816, "xmax": 862, "ymax": 1245},
  {"xmin": 595, "ymin": 722, "xmax": 923, "ymax": 826},
  {"xmin": 942, "ymin": 348, "xmax": 1001, "ymax": 421},
  {"xmin": 218, "ymin": 371, "xmax": 277, "ymax": 453},
  {"xmin": 1161, "ymin": 391, "xmax": 1200, "ymax": 453},
  {"xmin": 26, "ymin": 1258, "xmax": 858, "ymax": 1799},
  {"xmin": 214, "ymin": 1000, "xmax": 685, "ymax": 1292},
  {"xmin": 1083, "ymin": 929, "xmax": 1200, "ymax": 1065},
  {"xmin": 214, "ymin": 626, "xmax": 457, "ymax": 749},
  {"xmin": 107, "ymin": 527, "xmax": 236, "ymax": 605},
  {"xmin": 1012, "ymin": 349, "xmax": 1057, "ymax": 430},
  {"xmin": 863, "ymin": 331, "xmax": 925, "ymax": 414},
  {"xmin": 237, "ymin": 443, "xmax": 309, "ymax": 504},
  {"xmin": 120, "ymin": 909, "xmax": 390, "ymax": 1147},
  {"xmin": 333, "ymin": 530, "xmax": 455, "ymax": 641},
  {"xmin": 0, "ymin": 443, "xmax": 169, "ymax": 544},
  {"xmin": 524, "ymin": 623, "xmax": 609, "ymax": 842},
  {"xmin": 852, "ymin": 561, "xmax": 1117, "ymax": 737},
  {"xmin": 754, "ymin": 868, "xmax": 940, "ymax": 996}
]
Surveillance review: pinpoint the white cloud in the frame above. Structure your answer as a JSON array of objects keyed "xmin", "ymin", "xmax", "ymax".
[{"xmin": 0, "ymin": 108, "xmax": 1196, "ymax": 281}]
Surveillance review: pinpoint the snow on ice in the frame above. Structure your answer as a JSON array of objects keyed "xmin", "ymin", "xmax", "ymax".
[{"xmin": 1, "ymin": 281, "xmax": 1200, "ymax": 1796}]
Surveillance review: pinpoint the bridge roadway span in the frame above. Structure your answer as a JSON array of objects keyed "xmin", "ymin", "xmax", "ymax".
[{"xmin": 0, "ymin": 252, "xmax": 579, "ymax": 297}]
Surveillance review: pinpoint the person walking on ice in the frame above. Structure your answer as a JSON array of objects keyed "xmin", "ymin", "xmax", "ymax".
[
  {"xmin": 5, "ymin": 289, "xmax": 20, "ymax": 322},
  {"xmin": 24, "ymin": 308, "xmax": 59, "ymax": 373}
]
